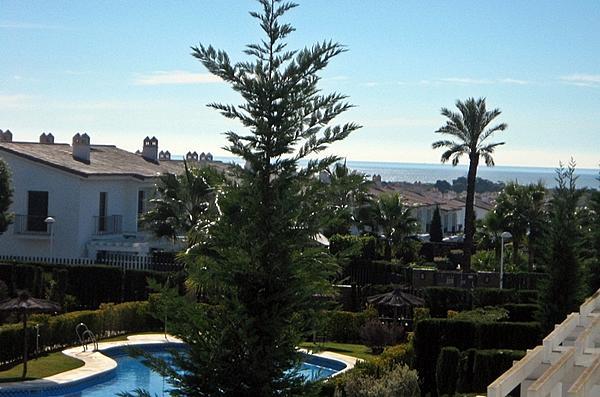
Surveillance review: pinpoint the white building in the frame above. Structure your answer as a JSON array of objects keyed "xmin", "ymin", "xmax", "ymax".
[{"xmin": 0, "ymin": 131, "xmax": 224, "ymax": 260}]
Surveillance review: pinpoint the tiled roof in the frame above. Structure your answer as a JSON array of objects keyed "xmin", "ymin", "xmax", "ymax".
[{"xmin": 0, "ymin": 141, "xmax": 228, "ymax": 179}]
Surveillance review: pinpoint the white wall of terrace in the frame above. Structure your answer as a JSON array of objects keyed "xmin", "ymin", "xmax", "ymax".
[{"xmin": 487, "ymin": 289, "xmax": 600, "ymax": 397}]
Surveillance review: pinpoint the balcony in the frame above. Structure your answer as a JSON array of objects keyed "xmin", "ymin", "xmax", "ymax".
[
  {"xmin": 13, "ymin": 214, "xmax": 52, "ymax": 235},
  {"xmin": 94, "ymin": 215, "xmax": 123, "ymax": 235}
]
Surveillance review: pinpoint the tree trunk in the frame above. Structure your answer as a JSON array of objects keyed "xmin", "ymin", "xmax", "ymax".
[
  {"xmin": 513, "ymin": 237, "xmax": 521, "ymax": 267},
  {"xmin": 22, "ymin": 312, "xmax": 28, "ymax": 379},
  {"xmin": 462, "ymin": 155, "xmax": 479, "ymax": 272}
]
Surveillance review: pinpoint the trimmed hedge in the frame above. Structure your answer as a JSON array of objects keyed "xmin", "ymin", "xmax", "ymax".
[
  {"xmin": 322, "ymin": 309, "xmax": 377, "ymax": 343},
  {"xmin": 329, "ymin": 234, "xmax": 377, "ymax": 261},
  {"xmin": 0, "ymin": 301, "xmax": 161, "ymax": 366},
  {"xmin": 436, "ymin": 346, "xmax": 460, "ymax": 396},
  {"xmin": 503, "ymin": 303, "xmax": 540, "ymax": 322},
  {"xmin": 424, "ymin": 287, "xmax": 540, "ymax": 318},
  {"xmin": 471, "ymin": 349, "xmax": 524, "ymax": 392},
  {"xmin": 414, "ymin": 318, "xmax": 541, "ymax": 396}
]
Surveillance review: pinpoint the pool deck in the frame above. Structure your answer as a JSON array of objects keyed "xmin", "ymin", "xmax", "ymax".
[{"xmin": 0, "ymin": 334, "xmax": 357, "ymax": 394}]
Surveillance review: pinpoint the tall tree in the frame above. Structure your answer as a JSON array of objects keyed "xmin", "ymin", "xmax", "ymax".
[
  {"xmin": 429, "ymin": 206, "xmax": 443, "ymax": 242},
  {"xmin": 432, "ymin": 97, "xmax": 507, "ymax": 271},
  {"xmin": 0, "ymin": 159, "xmax": 13, "ymax": 235},
  {"xmin": 538, "ymin": 161, "xmax": 585, "ymax": 332},
  {"xmin": 129, "ymin": 1, "xmax": 360, "ymax": 396},
  {"xmin": 372, "ymin": 193, "xmax": 418, "ymax": 260}
]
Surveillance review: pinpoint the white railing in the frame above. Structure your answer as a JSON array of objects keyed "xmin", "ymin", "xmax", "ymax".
[{"xmin": 0, "ymin": 254, "xmax": 181, "ymax": 272}]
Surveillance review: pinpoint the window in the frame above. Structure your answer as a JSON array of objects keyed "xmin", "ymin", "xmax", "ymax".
[
  {"xmin": 98, "ymin": 192, "xmax": 107, "ymax": 232},
  {"xmin": 27, "ymin": 191, "xmax": 49, "ymax": 231},
  {"xmin": 137, "ymin": 190, "xmax": 145, "ymax": 215}
]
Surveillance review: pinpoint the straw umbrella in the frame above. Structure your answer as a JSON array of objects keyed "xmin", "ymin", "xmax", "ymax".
[
  {"xmin": 0, "ymin": 291, "xmax": 61, "ymax": 379},
  {"xmin": 366, "ymin": 289, "xmax": 425, "ymax": 320}
]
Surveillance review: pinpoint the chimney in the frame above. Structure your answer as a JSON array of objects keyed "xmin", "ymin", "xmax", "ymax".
[
  {"xmin": 206, "ymin": 152, "xmax": 213, "ymax": 161},
  {"xmin": 142, "ymin": 136, "xmax": 159, "ymax": 162},
  {"xmin": 159, "ymin": 150, "xmax": 171, "ymax": 161},
  {"xmin": 185, "ymin": 151, "xmax": 198, "ymax": 162},
  {"xmin": 0, "ymin": 129, "xmax": 13, "ymax": 142},
  {"xmin": 39, "ymin": 132, "xmax": 55, "ymax": 144},
  {"xmin": 199, "ymin": 152, "xmax": 206, "ymax": 161},
  {"xmin": 72, "ymin": 133, "xmax": 91, "ymax": 163}
]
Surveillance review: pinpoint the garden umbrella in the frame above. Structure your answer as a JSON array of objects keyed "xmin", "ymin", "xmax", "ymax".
[
  {"xmin": 0, "ymin": 291, "xmax": 61, "ymax": 379},
  {"xmin": 366, "ymin": 289, "xmax": 425, "ymax": 319}
]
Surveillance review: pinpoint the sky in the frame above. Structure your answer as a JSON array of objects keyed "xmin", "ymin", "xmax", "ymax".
[{"xmin": 1, "ymin": 0, "xmax": 599, "ymax": 168}]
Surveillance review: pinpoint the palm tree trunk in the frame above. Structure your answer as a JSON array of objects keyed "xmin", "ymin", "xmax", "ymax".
[
  {"xmin": 463, "ymin": 155, "xmax": 479, "ymax": 272},
  {"xmin": 513, "ymin": 237, "xmax": 521, "ymax": 267}
]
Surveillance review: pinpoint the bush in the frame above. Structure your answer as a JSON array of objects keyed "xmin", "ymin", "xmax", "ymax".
[
  {"xmin": 452, "ymin": 307, "xmax": 509, "ymax": 322},
  {"xmin": 330, "ymin": 234, "xmax": 377, "ymax": 261},
  {"xmin": 65, "ymin": 265, "xmax": 123, "ymax": 308},
  {"xmin": 424, "ymin": 287, "xmax": 471, "ymax": 317},
  {"xmin": 359, "ymin": 319, "xmax": 403, "ymax": 354},
  {"xmin": 0, "ymin": 301, "xmax": 160, "ymax": 366},
  {"xmin": 322, "ymin": 308, "xmax": 377, "ymax": 343},
  {"xmin": 342, "ymin": 364, "xmax": 420, "ymax": 397},
  {"xmin": 502, "ymin": 303, "xmax": 540, "ymax": 322},
  {"xmin": 436, "ymin": 346, "xmax": 460, "ymax": 396},
  {"xmin": 471, "ymin": 350, "xmax": 525, "ymax": 392},
  {"xmin": 122, "ymin": 270, "xmax": 169, "ymax": 302}
]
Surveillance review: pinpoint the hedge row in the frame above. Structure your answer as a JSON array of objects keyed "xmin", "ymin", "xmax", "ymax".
[
  {"xmin": 0, "ymin": 263, "xmax": 177, "ymax": 308},
  {"xmin": 424, "ymin": 287, "xmax": 539, "ymax": 317},
  {"xmin": 321, "ymin": 309, "xmax": 377, "ymax": 343},
  {"xmin": 0, "ymin": 301, "xmax": 161, "ymax": 366},
  {"xmin": 437, "ymin": 347, "xmax": 525, "ymax": 394},
  {"xmin": 414, "ymin": 318, "xmax": 541, "ymax": 396},
  {"xmin": 329, "ymin": 234, "xmax": 377, "ymax": 261}
]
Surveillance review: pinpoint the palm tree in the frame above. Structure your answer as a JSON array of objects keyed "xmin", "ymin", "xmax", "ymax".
[
  {"xmin": 372, "ymin": 192, "xmax": 418, "ymax": 260},
  {"xmin": 432, "ymin": 97, "xmax": 507, "ymax": 271}
]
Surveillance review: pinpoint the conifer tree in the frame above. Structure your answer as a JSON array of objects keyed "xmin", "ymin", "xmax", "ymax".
[
  {"xmin": 430, "ymin": 206, "xmax": 443, "ymax": 242},
  {"xmin": 126, "ymin": 1, "xmax": 359, "ymax": 396},
  {"xmin": 538, "ymin": 160, "xmax": 585, "ymax": 332},
  {"xmin": 0, "ymin": 159, "xmax": 13, "ymax": 235}
]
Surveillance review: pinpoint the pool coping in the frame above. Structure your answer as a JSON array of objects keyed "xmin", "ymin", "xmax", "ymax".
[{"xmin": 0, "ymin": 334, "xmax": 357, "ymax": 393}]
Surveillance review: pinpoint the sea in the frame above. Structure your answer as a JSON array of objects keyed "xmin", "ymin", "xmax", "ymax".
[{"xmin": 213, "ymin": 156, "xmax": 599, "ymax": 189}]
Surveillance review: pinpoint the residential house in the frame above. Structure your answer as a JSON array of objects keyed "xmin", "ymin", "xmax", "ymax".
[{"xmin": 0, "ymin": 130, "xmax": 225, "ymax": 260}]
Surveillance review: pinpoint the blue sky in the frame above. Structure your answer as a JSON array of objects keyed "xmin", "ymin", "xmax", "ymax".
[{"xmin": 1, "ymin": 0, "xmax": 599, "ymax": 168}]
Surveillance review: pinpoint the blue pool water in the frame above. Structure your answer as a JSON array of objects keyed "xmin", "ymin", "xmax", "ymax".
[{"xmin": 0, "ymin": 344, "xmax": 345, "ymax": 396}]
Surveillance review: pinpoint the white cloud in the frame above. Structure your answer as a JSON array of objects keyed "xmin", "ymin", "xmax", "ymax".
[
  {"xmin": 439, "ymin": 77, "xmax": 493, "ymax": 85},
  {"xmin": 0, "ymin": 94, "xmax": 32, "ymax": 108},
  {"xmin": 560, "ymin": 74, "xmax": 600, "ymax": 87},
  {"xmin": 0, "ymin": 21, "xmax": 65, "ymax": 30},
  {"xmin": 133, "ymin": 70, "xmax": 222, "ymax": 86},
  {"xmin": 499, "ymin": 78, "xmax": 529, "ymax": 85}
]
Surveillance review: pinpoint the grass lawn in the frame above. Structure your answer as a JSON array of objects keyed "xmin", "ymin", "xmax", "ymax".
[
  {"xmin": 0, "ymin": 352, "xmax": 84, "ymax": 383},
  {"xmin": 300, "ymin": 341, "xmax": 375, "ymax": 361}
]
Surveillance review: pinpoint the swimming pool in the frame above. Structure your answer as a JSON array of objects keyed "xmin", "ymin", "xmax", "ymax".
[{"xmin": 0, "ymin": 343, "xmax": 347, "ymax": 396}]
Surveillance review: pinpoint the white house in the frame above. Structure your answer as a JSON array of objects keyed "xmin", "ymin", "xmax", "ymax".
[{"xmin": 0, "ymin": 130, "xmax": 225, "ymax": 260}]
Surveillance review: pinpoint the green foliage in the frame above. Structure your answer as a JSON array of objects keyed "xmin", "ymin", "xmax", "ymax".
[
  {"xmin": 340, "ymin": 364, "xmax": 420, "ymax": 397},
  {"xmin": 322, "ymin": 309, "xmax": 377, "ymax": 343},
  {"xmin": 502, "ymin": 303, "xmax": 540, "ymax": 322},
  {"xmin": 329, "ymin": 234, "xmax": 376, "ymax": 262},
  {"xmin": 452, "ymin": 307, "xmax": 509, "ymax": 322},
  {"xmin": 436, "ymin": 347, "xmax": 460, "ymax": 396},
  {"xmin": 450, "ymin": 176, "xmax": 505, "ymax": 194},
  {"xmin": 424, "ymin": 287, "xmax": 472, "ymax": 317},
  {"xmin": 371, "ymin": 193, "xmax": 418, "ymax": 260},
  {"xmin": 359, "ymin": 319, "xmax": 403, "ymax": 354},
  {"xmin": 471, "ymin": 349, "xmax": 524, "ymax": 392},
  {"xmin": 414, "ymin": 319, "xmax": 540, "ymax": 395},
  {"xmin": 430, "ymin": 206, "xmax": 443, "ymax": 242},
  {"xmin": 432, "ymin": 97, "xmax": 508, "ymax": 271},
  {"xmin": 141, "ymin": 164, "xmax": 224, "ymax": 246},
  {"xmin": 538, "ymin": 161, "xmax": 586, "ymax": 332},
  {"xmin": 0, "ymin": 301, "xmax": 159, "ymax": 365},
  {"xmin": 64, "ymin": 265, "xmax": 124, "ymax": 308},
  {"xmin": 0, "ymin": 158, "xmax": 13, "ymax": 234}
]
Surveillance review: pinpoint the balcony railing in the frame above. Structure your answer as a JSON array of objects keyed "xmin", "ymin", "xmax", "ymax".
[
  {"xmin": 93, "ymin": 215, "xmax": 123, "ymax": 235},
  {"xmin": 13, "ymin": 214, "xmax": 52, "ymax": 235}
]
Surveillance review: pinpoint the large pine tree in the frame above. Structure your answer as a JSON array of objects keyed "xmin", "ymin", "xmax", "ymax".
[{"xmin": 128, "ymin": 1, "xmax": 360, "ymax": 396}]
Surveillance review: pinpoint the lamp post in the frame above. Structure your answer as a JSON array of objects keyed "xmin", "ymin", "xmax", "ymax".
[
  {"xmin": 500, "ymin": 231, "xmax": 512, "ymax": 289},
  {"xmin": 45, "ymin": 217, "xmax": 56, "ymax": 261}
]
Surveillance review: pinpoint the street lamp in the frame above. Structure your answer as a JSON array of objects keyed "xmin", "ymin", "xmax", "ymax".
[
  {"xmin": 45, "ymin": 217, "xmax": 56, "ymax": 260},
  {"xmin": 500, "ymin": 231, "xmax": 512, "ymax": 289}
]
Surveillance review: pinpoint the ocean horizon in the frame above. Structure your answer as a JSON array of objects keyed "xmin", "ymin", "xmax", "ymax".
[{"xmin": 212, "ymin": 156, "xmax": 599, "ymax": 189}]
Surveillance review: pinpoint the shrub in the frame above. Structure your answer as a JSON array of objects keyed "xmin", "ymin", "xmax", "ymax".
[
  {"xmin": 65, "ymin": 265, "xmax": 123, "ymax": 308},
  {"xmin": 342, "ymin": 364, "xmax": 420, "ymax": 397},
  {"xmin": 424, "ymin": 287, "xmax": 471, "ymax": 317},
  {"xmin": 330, "ymin": 234, "xmax": 377, "ymax": 261},
  {"xmin": 452, "ymin": 307, "xmax": 509, "ymax": 322},
  {"xmin": 471, "ymin": 350, "xmax": 525, "ymax": 392},
  {"xmin": 359, "ymin": 319, "xmax": 403, "ymax": 354},
  {"xmin": 322, "ymin": 308, "xmax": 377, "ymax": 343},
  {"xmin": 122, "ymin": 270, "xmax": 168, "ymax": 302},
  {"xmin": 502, "ymin": 303, "xmax": 540, "ymax": 322},
  {"xmin": 436, "ymin": 346, "xmax": 460, "ymax": 396}
]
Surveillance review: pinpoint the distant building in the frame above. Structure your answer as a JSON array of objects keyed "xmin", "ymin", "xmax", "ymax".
[{"xmin": 0, "ymin": 131, "xmax": 224, "ymax": 260}]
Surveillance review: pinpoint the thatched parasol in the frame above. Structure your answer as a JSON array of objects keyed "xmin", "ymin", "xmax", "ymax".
[
  {"xmin": 0, "ymin": 291, "xmax": 61, "ymax": 379},
  {"xmin": 366, "ymin": 289, "xmax": 425, "ymax": 319}
]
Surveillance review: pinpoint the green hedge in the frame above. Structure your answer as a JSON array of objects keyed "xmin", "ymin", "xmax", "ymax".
[
  {"xmin": 436, "ymin": 346, "xmax": 460, "ymax": 396},
  {"xmin": 329, "ymin": 234, "xmax": 377, "ymax": 261},
  {"xmin": 502, "ymin": 303, "xmax": 540, "ymax": 322},
  {"xmin": 414, "ymin": 319, "xmax": 540, "ymax": 396},
  {"xmin": 424, "ymin": 287, "xmax": 540, "ymax": 318},
  {"xmin": 471, "ymin": 349, "xmax": 524, "ymax": 392},
  {"xmin": 0, "ymin": 301, "xmax": 161, "ymax": 366},
  {"xmin": 322, "ymin": 309, "xmax": 377, "ymax": 343}
]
